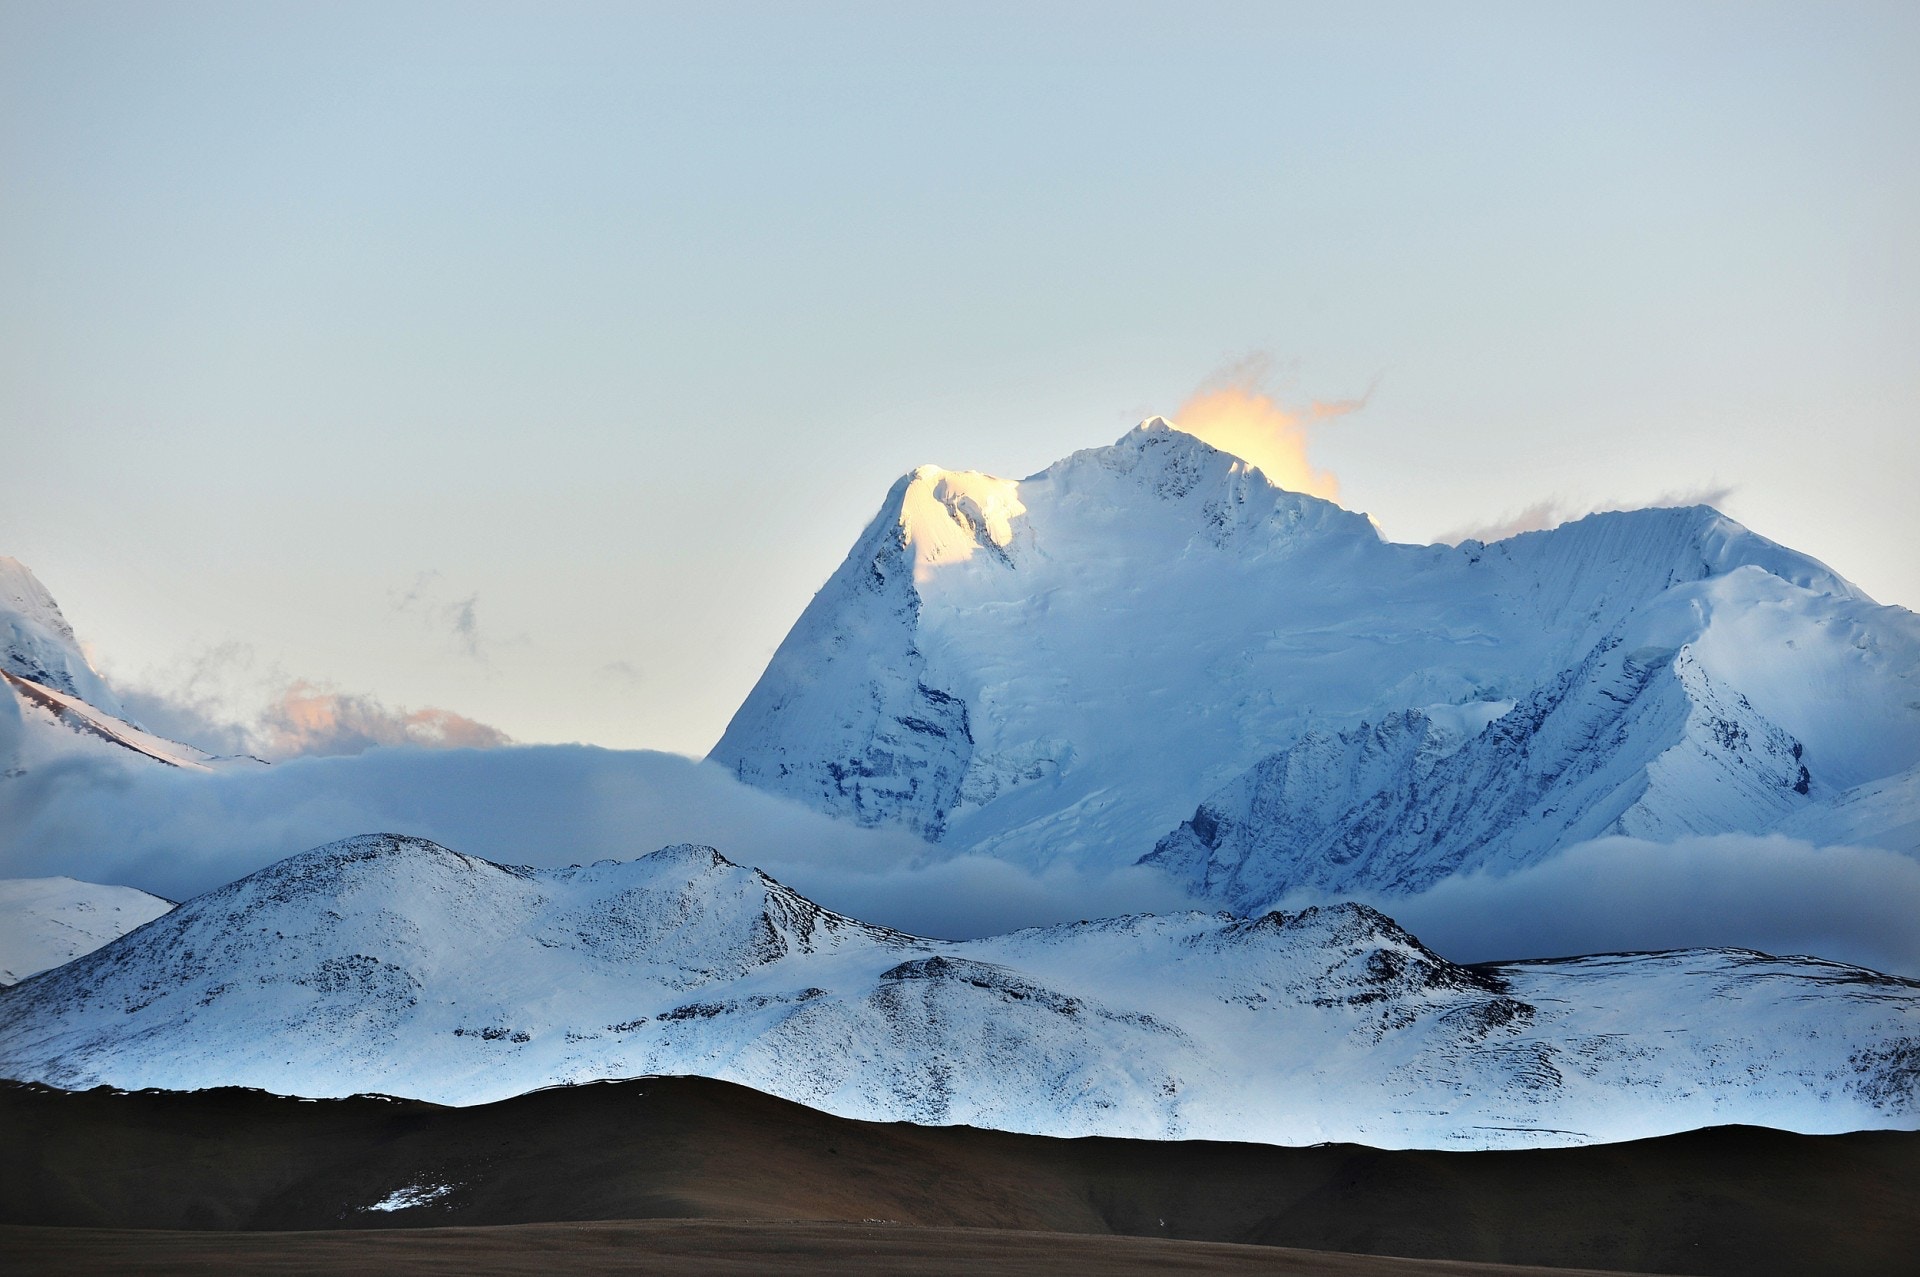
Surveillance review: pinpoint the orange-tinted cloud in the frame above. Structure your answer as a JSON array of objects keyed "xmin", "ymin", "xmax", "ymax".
[
  {"xmin": 257, "ymin": 681, "xmax": 510, "ymax": 758},
  {"xmin": 107, "ymin": 641, "xmax": 512, "ymax": 761},
  {"xmin": 1169, "ymin": 361, "xmax": 1359, "ymax": 501}
]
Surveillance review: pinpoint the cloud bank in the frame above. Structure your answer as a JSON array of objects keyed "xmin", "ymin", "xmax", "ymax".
[
  {"xmin": 1287, "ymin": 834, "xmax": 1920, "ymax": 979},
  {"xmin": 1, "ymin": 745, "xmax": 1911, "ymax": 970},
  {"xmin": 0, "ymin": 745, "xmax": 1195, "ymax": 940}
]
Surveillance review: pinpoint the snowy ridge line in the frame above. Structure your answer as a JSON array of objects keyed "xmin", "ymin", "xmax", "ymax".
[
  {"xmin": 1, "ymin": 833, "xmax": 1914, "ymax": 1151},
  {"xmin": 2, "ymin": 671, "xmax": 216, "ymax": 771}
]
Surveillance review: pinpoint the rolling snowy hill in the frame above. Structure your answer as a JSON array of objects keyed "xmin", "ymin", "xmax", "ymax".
[
  {"xmin": 711, "ymin": 422, "xmax": 1920, "ymax": 901},
  {"xmin": 0, "ymin": 877, "xmax": 173, "ymax": 985},
  {"xmin": 3, "ymin": 833, "xmax": 1914, "ymax": 1150}
]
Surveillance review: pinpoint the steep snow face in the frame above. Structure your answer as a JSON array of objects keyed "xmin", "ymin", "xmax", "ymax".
[
  {"xmin": 2, "ymin": 835, "xmax": 1914, "ymax": 1150},
  {"xmin": 1148, "ymin": 603, "xmax": 1819, "ymax": 908},
  {"xmin": 1772, "ymin": 764, "xmax": 1920, "ymax": 855},
  {"xmin": 711, "ymin": 469, "xmax": 977, "ymax": 840},
  {"xmin": 0, "ymin": 558, "xmax": 124, "ymax": 717},
  {"xmin": 712, "ymin": 423, "xmax": 1919, "ymax": 879},
  {"xmin": 0, "ymin": 877, "xmax": 173, "ymax": 985}
]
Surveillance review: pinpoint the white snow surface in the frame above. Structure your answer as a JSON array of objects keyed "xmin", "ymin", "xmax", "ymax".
[
  {"xmin": 0, "ymin": 558, "xmax": 126, "ymax": 717},
  {"xmin": 1, "ymin": 671, "xmax": 241, "ymax": 773},
  {"xmin": 0, "ymin": 876, "xmax": 174, "ymax": 985},
  {"xmin": 0, "ymin": 557, "xmax": 256, "ymax": 776},
  {"xmin": 711, "ymin": 422, "xmax": 1920, "ymax": 901},
  {"xmin": 364, "ymin": 1182, "xmax": 457, "ymax": 1212},
  {"xmin": 2, "ymin": 833, "xmax": 1913, "ymax": 1151}
]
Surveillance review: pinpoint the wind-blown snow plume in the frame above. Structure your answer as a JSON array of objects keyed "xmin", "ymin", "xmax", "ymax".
[
  {"xmin": 1169, "ymin": 361, "xmax": 1357, "ymax": 500},
  {"xmin": 1443, "ymin": 483, "xmax": 1738, "ymax": 545}
]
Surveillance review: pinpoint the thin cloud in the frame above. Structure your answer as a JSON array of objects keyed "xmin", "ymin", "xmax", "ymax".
[
  {"xmin": 111, "ymin": 642, "xmax": 262, "ymax": 755},
  {"xmin": 1643, "ymin": 482, "xmax": 1736, "ymax": 511},
  {"xmin": 599, "ymin": 660, "xmax": 644, "ymax": 687},
  {"xmin": 109, "ymin": 646, "xmax": 509, "ymax": 762},
  {"xmin": 393, "ymin": 571, "xmax": 486, "ymax": 662},
  {"xmin": 9, "ymin": 735, "xmax": 1911, "ymax": 976}
]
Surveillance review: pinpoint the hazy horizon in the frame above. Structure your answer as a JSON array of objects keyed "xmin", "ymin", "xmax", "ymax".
[{"xmin": 4, "ymin": 2, "xmax": 1915, "ymax": 755}]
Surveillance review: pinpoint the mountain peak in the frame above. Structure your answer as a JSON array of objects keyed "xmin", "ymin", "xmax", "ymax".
[
  {"xmin": 715, "ymin": 422, "xmax": 1919, "ymax": 875},
  {"xmin": 637, "ymin": 842, "xmax": 737, "ymax": 873},
  {"xmin": 895, "ymin": 466, "xmax": 1026, "ymax": 581}
]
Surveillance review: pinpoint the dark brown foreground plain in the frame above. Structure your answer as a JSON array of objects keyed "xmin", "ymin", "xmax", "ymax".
[
  {"xmin": 0, "ymin": 1220, "xmax": 1654, "ymax": 1276},
  {"xmin": 3, "ymin": 1077, "xmax": 1916, "ymax": 1276}
]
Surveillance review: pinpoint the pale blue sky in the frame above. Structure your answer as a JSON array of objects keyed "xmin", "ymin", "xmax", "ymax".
[{"xmin": 3, "ymin": 1, "xmax": 1915, "ymax": 753}]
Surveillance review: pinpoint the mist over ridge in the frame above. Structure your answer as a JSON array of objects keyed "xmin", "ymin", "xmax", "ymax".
[{"xmin": 7, "ymin": 417, "xmax": 1918, "ymax": 977}]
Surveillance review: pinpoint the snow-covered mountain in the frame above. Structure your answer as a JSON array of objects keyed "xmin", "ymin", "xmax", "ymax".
[
  {"xmin": 1147, "ymin": 604, "xmax": 1803, "ymax": 909},
  {"xmin": 3, "ymin": 833, "xmax": 1914, "ymax": 1150},
  {"xmin": 0, "ymin": 557, "xmax": 251, "ymax": 774},
  {"xmin": 0, "ymin": 877, "xmax": 173, "ymax": 985},
  {"xmin": 712, "ymin": 422, "xmax": 1920, "ymax": 900},
  {"xmin": 1, "ymin": 558, "xmax": 126, "ymax": 716}
]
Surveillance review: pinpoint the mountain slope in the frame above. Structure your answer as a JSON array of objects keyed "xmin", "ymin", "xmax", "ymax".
[
  {"xmin": 2, "ymin": 834, "xmax": 1914, "ymax": 1150},
  {"xmin": 0, "ymin": 877, "xmax": 173, "ymax": 985},
  {"xmin": 0, "ymin": 558, "xmax": 126, "ymax": 716},
  {"xmin": 0, "ymin": 557, "xmax": 253, "ymax": 775},
  {"xmin": 1146, "ymin": 589, "xmax": 1815, "ymax": 907},
  {"xmin": 2, "ymin": 670, "xmax": 237, "ymax": 772},
  {"xmin": 711, "ymin": 423, "xmax": 1920, "ymax": 893}
]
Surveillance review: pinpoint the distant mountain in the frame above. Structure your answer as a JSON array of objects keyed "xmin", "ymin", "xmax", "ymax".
[
  {"xmin": 3, "ymin": 833, "xmax": 1913, "ymax": 1150},
  {"xmin": 712, "ymin": 422, "xmax": 1920, "ymax": 900},
  {"xmin": 0, "ymin": 877, "xmax": 173, "ymax": 985},
  {"xmin": 0, "ymin": 557, "xmax": 253, "ymax": 773}
]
